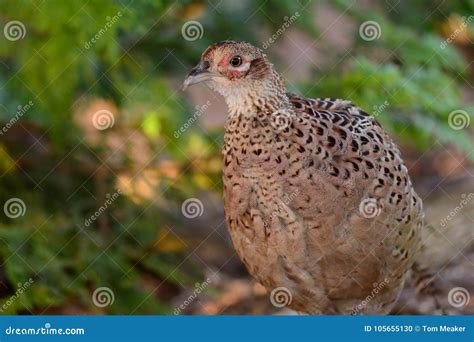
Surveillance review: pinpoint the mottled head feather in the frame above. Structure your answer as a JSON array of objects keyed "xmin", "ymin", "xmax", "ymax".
[{"xmin": 202, "ymin": 40, "xmax": 265, "ymax": 61}]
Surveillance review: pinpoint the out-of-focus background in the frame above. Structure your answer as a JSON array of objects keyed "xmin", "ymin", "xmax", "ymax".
[{"xmin": 0, "ymin": 0, "xmax": 472, "ymax": 315}]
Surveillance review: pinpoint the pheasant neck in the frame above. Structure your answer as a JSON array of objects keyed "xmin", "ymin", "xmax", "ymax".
[{"xmin": 225, "ymin": 72, "xmax": 291, "ymax": 123}]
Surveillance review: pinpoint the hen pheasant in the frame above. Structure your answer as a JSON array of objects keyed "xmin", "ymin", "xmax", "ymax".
[{"xmin": 184, "ymin": 41, "xmax": 424, "ymax": 314}]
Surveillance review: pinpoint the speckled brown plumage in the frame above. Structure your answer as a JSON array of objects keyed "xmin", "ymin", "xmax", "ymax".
[{"xmin": 184, "ymin": 41, "xmax": 424, "ymax": 315}]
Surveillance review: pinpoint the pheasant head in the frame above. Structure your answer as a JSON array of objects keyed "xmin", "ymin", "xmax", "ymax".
[{"xmin": 183, "ymin": 41, "xmax": 288, "ymax": 114}]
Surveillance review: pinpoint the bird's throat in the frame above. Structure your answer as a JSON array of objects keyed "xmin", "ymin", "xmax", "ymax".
[{"xmin": 225, "ymin": 75, "xmax": 290, "ymax": 119}]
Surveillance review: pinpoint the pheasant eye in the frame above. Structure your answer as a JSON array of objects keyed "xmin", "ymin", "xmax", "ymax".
[{"xmin": 229, "ymin": 56, "xmax": 242, "ymax": 67}]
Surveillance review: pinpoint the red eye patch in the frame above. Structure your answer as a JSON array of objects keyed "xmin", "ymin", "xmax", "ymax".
[
  {"xmin": 218, "ymin": 53, "xmax": 249, "ymax": 79},
  {"xmin": 218, "ymin": 53, "xmax": 248, "ymax": 68}
]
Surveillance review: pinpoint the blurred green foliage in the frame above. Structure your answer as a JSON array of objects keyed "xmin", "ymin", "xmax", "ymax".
[
  {"xmin": 0, "ymin": 0, "xmax": 472, "ymax": 314},
  {"xmin": 309, "ymin": 1, "xmax": 474, "ymax": 154}
]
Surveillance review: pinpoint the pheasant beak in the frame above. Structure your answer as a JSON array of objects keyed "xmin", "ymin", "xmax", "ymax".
[{"xmin": 183, "ymin": 60, "xmax": 214, "ymax": 90}]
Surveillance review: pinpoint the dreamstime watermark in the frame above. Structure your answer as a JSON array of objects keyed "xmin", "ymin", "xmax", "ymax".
[
  {"xmin": 263, "ymin": 190, "xmax": 299, "ymax": 227},
  {"xmin": 174, "ymin": 100, "xmax": 211, "ymax": 138},
  {"xmin": 359, "ymin": 21, "xmax": 382, "ymax": 41},
  {"xmin": 440, "ymin": 16, "xmax": 474, "ymax": 49},
  {"xmin": 3, "ymin": 20, "xmax": 26, "ymax": 41},
  {"xmin": 92, "ymin": 109, "xmax": 115, "ymax": 130},
  {"xmin": 270, "ymin": 109, "xmax": 293, "ymax": 133},
  {"xmin": 262, "ymin": 12, "xmax": 300, "ymax": 50},
  {"xmin": 270, "ymin": 287, "xmax": 292, "ymax": 308},
  {"xmin": 372, "ymin": 100, "xmax": 390, "ymax": 117},
  {"xmin": 0, "ymin": 278, "xmax": 34, "ymax": 312},
  {"xmin": 351, "ymin": 278, "xmax": 389, "ymax": 315},
  {"xmin": 448, "ymin": 109, "xmax": 470, "ymax": 130},
  {"xmin": 181, "ymin": 21, "xmax": 203, "ymax": 41},
  {"xmin": 174, "ymin": 278, "xmax": 212, "ymax": 315},
  {"xmin": 1, "ymin": 101, "xmax": 34, "ymax": 136},
  {"xmin": 84, "ymin": 189, "xmax": 122, "ymax": 227},
  {"xmin": 5, "ymin": 323, "xmax": 85, "ymax": 336},
  {"xmin": 92, "ymin": 287, "xmax": 115, "ymax": 307},
  {"xmin": 447, "ymin": 287, "xmax": 470, "ymax": 308},
  {"xmin": 440, "ymin": 193, "xmax": 474, "ymax": 228},
  {"xmin": 181, "ymin": 198, "xmax": 204, "ymax": 219},
  {"xmin": 359, "ymin": 198, "xmax": 381, "ymax": 218},
  {"xmin": 3, "ymin": 198, "xmax": 26, "ymax": 219},
  {"xmin": 84, "ymin": 11, "xmax": 123, "ymax": 50}
]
